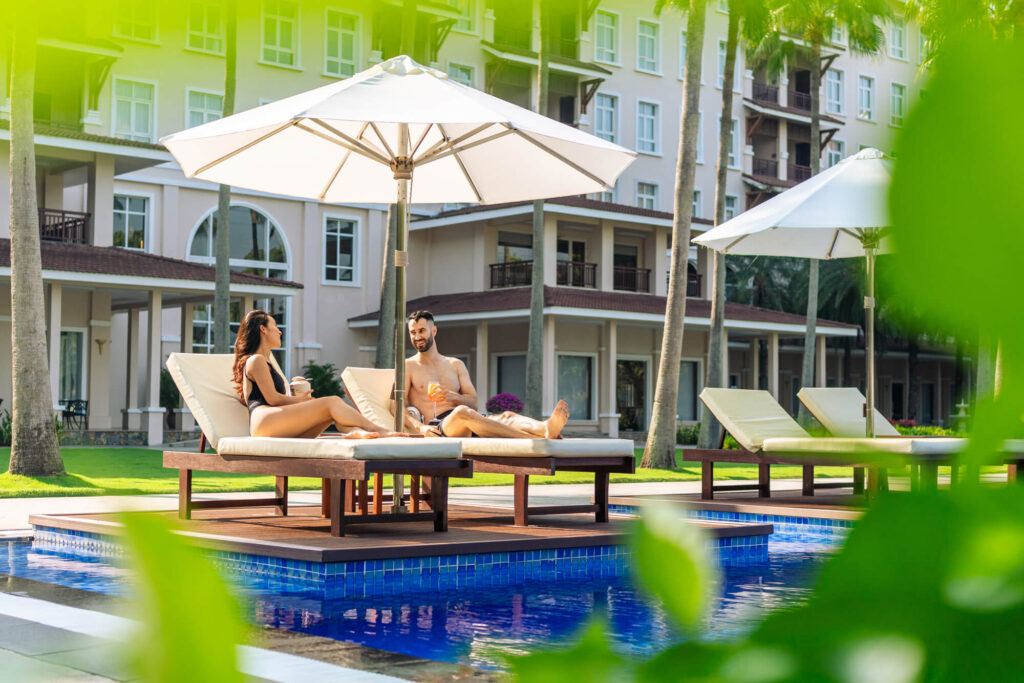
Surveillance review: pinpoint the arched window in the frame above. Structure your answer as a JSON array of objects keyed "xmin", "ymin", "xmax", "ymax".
[{"xmin": 186, "ymin": 204, "xmax": 291, "ymax": 370}]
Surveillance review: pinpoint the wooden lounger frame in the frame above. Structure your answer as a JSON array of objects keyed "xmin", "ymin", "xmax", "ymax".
[{"xmin": 163, "ymin": 435, "xmax": 472, "ymax": 536}]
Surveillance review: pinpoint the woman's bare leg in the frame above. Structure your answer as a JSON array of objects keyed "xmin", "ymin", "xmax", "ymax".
[{"xmin": 251, "ymin": 396, "xmax": 400, "ymax": 438}]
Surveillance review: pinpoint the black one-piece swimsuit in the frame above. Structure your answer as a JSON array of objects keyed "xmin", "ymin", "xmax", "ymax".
[{"xmin": 246, "ymin": 364, "xmax": 287, "ymax": 415}]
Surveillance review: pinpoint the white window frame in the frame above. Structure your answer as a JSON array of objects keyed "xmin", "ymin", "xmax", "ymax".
[
  {"xmin": 185, "ymin": 0, "xmax": 225, "ymax": 55},
  {"xmin": 889, "ymin": 19, "xmax": 907, "ymax": 60},
  {"xmin": 184, "ymin": 87, "xmax": 223, "ymax": 128},
  {"xmin": 716, "ymin": 39, "xmax": 740, "ymax": 91},
  {"xmin": 597, "ymin": 179, "xmax": 618, "ymax": 204},
  {"xmin": 59, "ymin": 326, "xmax": 90, "ymax": 403},
  {"xmin": 322, "ymin": 212, "xmax": 362, "ymax": 287},
  {"xmin": 636, "ymin": 18, "xmax": 661, "ymax": 75},
  {"xmin": 112, "ymin": 191, "xmax": 154, "ymax": 252},
  {"xmin": 678, "ymin": 29, "xmax": 705, "ymax": 84},
  {"xmin": 447, "ymin": 0, "xmax": 478, "ymax": 34},
  {"xmin": 890, "ymin": 81, "xmax": 907, "ymax": 127},
  {"xmin": 717, "ymin": 0, "xmax": 729, "ymax": 13},
  {"xmin": 827, "ymin": 139, "xmax": 846, "ymax": 168},
  {"xmin": 918, "ymin": 29, "xmax": 929, "ymax": 65},
  {"xmin": 260, "ymin": 0, "xmax": 301, "ymax": 70},
  {"xmin": 636, "ymin": 181, "xmax": 659, "ymax": 210},
  {"xmin": 825, "ymin": 68, "xmax": 844, "ymax": 115},
  {"xmin": 110, "ymin": 76, "xmax": 157, "ymax": 143},
  {"xmin": 636, "ymin": 99, "xmax": 661, "ymax": 156},
  {"xmin": 677, "ymin": 357, "xmax": 704, "ymax": 422},
  {"xmin": 556, "ymin": 352, "xmax": 599, "ymax": 422},
  {"xmin": 594, "ymin": 91, "xmax": 619, "ymax": 143},
  {"xmin": 692, "ymin": 189, "xmax": 702, "ymax": 218},
  {"xmin": 324, "ymin": 7, "xmax": 360, "ymax": 78},
  {"xmin": 446, "ymin": 61, "xmax": 476, "ymax": 87},
  {"xmin": 594, "ymin": 10, "xmax": 620, "ymax": 65},
  {"xmin": 718, "ymin": 116, "xmax": 739, "ymax": 169},
  {"xmin": 489, "ymin": 351, "xmax": 526, "ymax": 404},
  {"xmin": 696, "ymin": 109, "xmax": 704, "ymax": 163},
  {"xmin": 112, "ymin": 1, "xmax": 159, "ymax": 43},
  {"xmin": 830, "ymin": 25, "xmax": 846, "ymax": 45},
  {"xmin": 724, "ymin": 194, "xmax": 738, "ymax": 220},
  {"xmin": 857, "ymin": 74, "xmax": 876, "ymax": 122}
]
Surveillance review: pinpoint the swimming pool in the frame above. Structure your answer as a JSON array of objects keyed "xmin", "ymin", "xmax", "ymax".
[{"xmin": 0, "ymin": 516, "xmax": 845, "ymax": 670}]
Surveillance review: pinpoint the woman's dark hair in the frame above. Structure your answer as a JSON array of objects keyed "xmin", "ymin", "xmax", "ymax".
[{"xmin": 232, "ymin": 309, "xmax": 271, "ymax": 398}]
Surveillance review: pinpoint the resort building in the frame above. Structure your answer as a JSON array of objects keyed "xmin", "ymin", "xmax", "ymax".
[{"xmin": 0, "ymin": 1, "xmax": 959, "ymax": 444}]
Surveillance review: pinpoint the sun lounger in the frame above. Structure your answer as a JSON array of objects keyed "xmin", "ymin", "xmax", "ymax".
[
  {"xmin": 341, "ymin": 366, "xmax": 636, "ymax": 525},
  {"xmin": 165, "ymin": 353, "xmax": 470, "ymax": 536},
  {"xmin": 691, "ymin": 388, "xmax": 969, "ymax": 499}
]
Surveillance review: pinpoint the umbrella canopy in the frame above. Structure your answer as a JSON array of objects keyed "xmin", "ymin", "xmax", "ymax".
[
  {"xmin": 161, "ymin": 55, "xmax": 634, "ymax": 204},
  {"xmin": 692, "ymin": 148, "xmax": 893, "ymax": 442}
]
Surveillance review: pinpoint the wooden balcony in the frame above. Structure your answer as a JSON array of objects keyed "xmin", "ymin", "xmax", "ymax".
[
  {"xmin": 788, "ymin": 89, "xmax": 812, "ymax": 111},
  {"xmin": 752, "ymin": 157, "xmax": 779, "ymax": 178},
  {"xmin": 489, "ymin": 260, "xmax": 598, "ymax": 289},
  {"xmin": 788, "ymin": 163, "xmax": 811, "ymax": 181},
  {"xmin": 39, "ymin": 208, "xmax": 89, "ymax": 245},
  {"xmin": 493, "ymin": 25, "xmax": 532, "ymax": 50},
  {"xmin": 613, "ymin": 266, "xmax": 651, "ymax": 293},
  {"xmin": 752, "ymin": 80, "xmax": 778, "ymax": 104},
  {"xmin": 687, "ymin": 272, "xmax": 702, "ymax": 297},
  {"xmin": 557, "ymin": 260, "xmax": 596, "ymax": 288}
]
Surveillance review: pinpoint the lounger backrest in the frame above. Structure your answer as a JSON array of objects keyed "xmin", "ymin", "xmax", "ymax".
[
  {"xmin": 699, "ymin": 388, "xmax": 810, "ymax": 452},
  {"xmin": 797, "ymin": 387, "xmax": 901, "ymax": 437},
  {"xmin": 341, "ymin": 366, "xmax": 399, "ymax": 429}
]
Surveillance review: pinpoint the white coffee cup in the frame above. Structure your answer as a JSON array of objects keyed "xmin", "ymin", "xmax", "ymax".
[{"xmin": 289, "ymin": 376, "xmax": 311, "ymax": 396}]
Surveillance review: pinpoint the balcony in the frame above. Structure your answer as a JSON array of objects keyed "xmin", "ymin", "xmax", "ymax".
[
  {"xmin": 493, "ymin": 25, "xmax": 533, "ymax": 50},
  {"xmin": 788, "ymin": 89, "xmax": 812, "ymax": 111},
  {"xmin": 752, "ymin": 80, "xmax": 778, "ymax": 104},
  {"xmin": 547, "ymin": 37, "xmax": 579, "ymax": 60},
  {"xmin": 752, "ymin": 157, "xmax": 779, "ymax": 178},
  {"xmin": 557, "ymin": 260, "xmax": 596, "ymax": 288},
  {"xmin": 613, "ymin": 266, "xmax": 651, "ymax": 293},
  {"xmin": 39, "ymin": 208, "xmax": 90, "ymax": 245},
  {"xmin": 788, "ymin": 163, "xmax": 811, "ymax": 181},
  {"xmin": 489, "ymin": 260, "xmax": 598, "ymax": 289},
  {"xmin": 687, "ymin": 272, "xmax": 703, "ymax": 297}
]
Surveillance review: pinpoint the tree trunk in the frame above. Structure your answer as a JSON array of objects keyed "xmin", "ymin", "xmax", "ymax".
[
  {"xmin": 907, "ymin": 337, "xmax": 919, "ymax": 422},
  {"xmin": 375, "ymin": 205, "xmax": 398, "ymax": 369},
  {"xmin": 525, "ymin": 2, "xmax": 549, "ymax": 419},
  {"xmin": 797, "ymin": 39, "xmax": 822, "ymax": 425},
  {"xmin": 214, "ymin": 0, "xmax": 237, "ymax": 351},
  {"xmin": 8, "ymin": 7, "xmax": 64, "ymax": 476},
  {"xmin": 697, "ymin": 8, "xmax": 740, "ymax": 450},
  {"xmin": 642, "ymin": 0, "xmax": 706, "ymax": 469}
]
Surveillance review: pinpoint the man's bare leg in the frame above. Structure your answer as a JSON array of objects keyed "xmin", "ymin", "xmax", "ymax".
[
  {"xmin": 440, "ymin": 401, "xmax": 570, "ymax": 439},
  {"xmin": 491, "ymin": 400, "xmax": 570, "ymax": 438}
]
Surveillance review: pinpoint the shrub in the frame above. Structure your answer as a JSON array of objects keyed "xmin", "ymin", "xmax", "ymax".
[
  {"xmin": 0, "ymin": 409, "xmax": 11, "ymax": 447},
  {"xmin": 487, "ymin": 393, "xmax": 524, "ymax": 414},
  {"xmin": 677, "ymin": 423, "xmax": 700, "ymax": 445},
  {"xmin": 896, "ymin": 424, "xmax": 966, "ymax": 438},
  {"xmin": 302, "ymin": 360, "xmax": 345, "ymax": 399}
]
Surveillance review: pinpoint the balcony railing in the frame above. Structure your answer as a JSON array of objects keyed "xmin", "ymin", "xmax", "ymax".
[
  {"xmin": 546, "ymin": 37, "xmax": 579, "ymax": 59},
  {"xmin": 687, "ymin": 272, "xmax": 702, "ymax": 297},
  {"xmin": 788, "ymin": 89, "xmax": 812, "ymax": 111},
  {"xmin": 39, "ymin": 208, "xmax": 89, "ymax": 245},
  {"xmin": 613, "ymin": 266, "xmax": 651, "ymax": 293},
  {"xmin": 752, "ymin": 80, "xmax": 778, "ymax": 104},
  {"xmin": 752, "ymin": 157, "xmax": 779, "ymax": 178},
  {"xmin": 788, "ymin": 163, "xmax": 812, "ymax": 181},
  {"xmin": 493, "ymin": 25, "xmax": 532, "ymax": 50},
  {"xmin": 557, "ymin": 260, "xmax": 596, "ymax": 288}
]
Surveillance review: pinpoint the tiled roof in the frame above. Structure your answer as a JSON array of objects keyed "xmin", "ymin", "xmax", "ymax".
[
  {"xmin": 419, "ymin": 195, "xmax": 715, "ymax": 227},
  {"xmin": 0, "ymin": 119, "xmax": 167, "ymax": 152},
  {"xmin": 0, "ymin": 239, "xmax": 302, "ymax": 289},
  {"xmin": 743, "ymin": 98, "xmax": 845, "ymax": 125},
  {"xmin": 350, "ymin": 285, "xmax": 858, "ymax": 330}
]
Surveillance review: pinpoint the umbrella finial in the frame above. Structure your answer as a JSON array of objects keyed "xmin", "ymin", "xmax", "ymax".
[{"xmin": 377, "ymin": 54, "xmax": 448, "ymax": 79}]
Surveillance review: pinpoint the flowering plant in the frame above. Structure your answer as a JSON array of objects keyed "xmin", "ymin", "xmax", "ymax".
[
  {"xmin": 891, "ymin": 419, "xmax": 918, "ymax": 428},
  {"xmin": 486, "ymin": 392, "xmax": 524, "ymax": 414}
]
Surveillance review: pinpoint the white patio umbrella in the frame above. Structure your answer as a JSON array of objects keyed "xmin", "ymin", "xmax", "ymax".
[
  {"xmin": 692, "ymin": 148, "xmax": 893, "ymax": 436},
  {"xmin": 161, "ymin": 55, "xmax": 634, "ymax": 436}
]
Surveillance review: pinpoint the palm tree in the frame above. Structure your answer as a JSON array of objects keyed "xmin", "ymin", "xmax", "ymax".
[
  {"xmin": 8, "ymin": 7, "xmax": 64, "ymax": 476},
  {"xmin": 906, "ymin": 0, "xmax": 1022, "ymax": 70},
  {"xmin": 214, "ymin": 0, "xmax": 237, "ymax": 351},
  {"xmin": 754, "ymin": 0, "xmax": 890, "ymax": 422},
  {"xmin": 642, "ymin": 0, "xmax": 708, "ymax": 470},
  {"xmin": 698, "ymin": 0, "xmax": 770, "ymax": 449}
]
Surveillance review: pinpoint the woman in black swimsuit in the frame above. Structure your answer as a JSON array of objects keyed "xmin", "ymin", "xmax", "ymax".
[{"xmin": 233, "ymin": 310, "xmax": 404, "ymax": 439}]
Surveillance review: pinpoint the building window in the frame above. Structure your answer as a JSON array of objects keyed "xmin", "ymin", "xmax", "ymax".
[
  {"xmin": 890, "ymin": 19, "xmax": 907, "ymax": 59},
  {"xmin": 826, "ymin": 69, "xmax": 844, "ymax": 114},
  {"xmin": 919, "ymin": 30, "xmax": 930, "ymax": 64},
  {"xmin": 597, "ymin": 180, "xmax": 618, "ymax": 203},
  {"xmin": 557, "ymin": 354, "xmax": 594, "ymax": 420},
  {"xmin": 323, "ymin": 216, "xmax": 359, "ymax": 285},
  {"xmin": 692, "ymin": 189, "xmax": 702, "ymax": 218},
  {"xmin": 113, "ymin": 0, "xmax": 157, "ymax": 42},
  {"xmin": 59, "ymin": 330, "xmax": 87, "ymax": 402},
  {"xmin": 857, "ymin": 75, "xmax": 875, "ymax": 121},
  {"xmin": 831, "ymin": 25, "xmax": 846, "ymax": 44},
  {"xmin": 677, "ymin": 360, "xmax": 699, "ymax": 420},
  {"xmin": 112, "ymin": 78, "xmax": 155, "ymax": 142},
  {"xmin": 696, "ymin": 110, "xmax": 704, "ymax": 163},
  {"xmin": 261, "ymin": 0, "xmax": 299, "ymax": 67},
  {"xmin": 724, "ymin": 195, "xmax": 738, "ymax": 220},
  {"xmin": 594, "ymin": 93, "xmax": 617, "ymax": 142},
  {"xmin": 497, "ymin": 230, "xmax": 532, "ymax": 262},
  {"xmin": 636, "ymin": 100, "xmax": 660, "ymax": 154},
  {"xmin": 716, "ymin": 39, "xmax": 739, "ymax": 90},
  {"xmin": 679, "ymin": 30, "xmax": 687, "ymax": 79},
  {"xmin": 636, "ymin": 182, "xmax": 658, "ymax": 210},
  {"xmin": 446, "ymin": 0, "xmax": 475, "ymax": 32},
  {"xmin": 827, "ymin": 139, "xmax": 846, "ymax": 167},
  {"xmin": 718, "ymin": 116, "xmax": 739, "ymax": 168},
  {"xmin": 495, "ymin": 354, "xmax": 526, "ymax": 404},
  {"xmin": 187, "ymin": 0, "xmax": 224, "ymax": 54},
  {"xmin": 890, "ymin": 82, "xmax": 907, "ymax": 127},
  {"xmin": 637, "ymin": 20, "xmax": 660, "ymax": 73},
  {"xmin": 325, "ymin": 9, "xmax": 359, "ymax": 77},
  {"xmin": 447, "ymin": 62, "xmax": 475, "ymax": 87},
  {"xmin": 186, "ymin": 89, "xmax": 223, "ymax": 128},
  {"xmin": 595, "ymin": 11, "xmax": 619, "ymax": 63},
  {"xmin": 112, "ymin": 195, "xmax": 148, "ymax": 250}
]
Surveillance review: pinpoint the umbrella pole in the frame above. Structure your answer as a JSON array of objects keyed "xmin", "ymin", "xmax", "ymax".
[
  {"xmin": 864, "ymin": 243, "xmax": 879, "ymax": 494},
  {"xmin": 392, "ymin": 124, "xmax": 412, "ymax": 513}
]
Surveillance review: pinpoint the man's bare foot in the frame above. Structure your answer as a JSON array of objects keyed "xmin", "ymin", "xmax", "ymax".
[
  {"xmin": 544, "ymin": 400, "xmax": 570, "ymax": 439},
  {"xmin": 344, "ymin": 429, "xmax": 380, "ymax": 439}
]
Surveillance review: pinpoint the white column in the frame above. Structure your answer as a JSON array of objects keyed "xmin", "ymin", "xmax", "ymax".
[
  {"xmin": 88, "ymin": 291, "xmax": 112, "ymax": 428},
  {"xmin": 475, "ymin": 322, "xmax": 488, "ymax": 412},
  {"xmin": 143, "ymin": 290, "xmax": 165, "ymax": 445},
  {"xmin": 542, "ymin": 315, "xmax": 556, "ymax": 416},
  {"xmin": 600, "ymin": 221, "xmax": 614, "ymax": 291},
  {"xmin": 87, "ymin": 155, "xmax": 115, "ymax": 246},
  {"xmin": 600, "ymin": 320, "xmax": 618, "ymax": 437},
  {"xmin": 301, "ymin": 202, "xmax": 319, "ymax": 352},
  {"xmin": 177, "ymin": 304, "xmax": 196, "ymax": 431},
  {"xmin": 161, "ymin": 184, "xmax": 179, "ymax": 257},
  {"xmin": 767, "ymin": 332, "xmax": 780, "ymax": 400},
  {"xmin": 778, "ymin": 121, "xmax": 789, "ymax": 182},
  {"xmin": 816, "ymin": 334, "xmax": 827, "ymax": 387},
  {"xmin": 653, "ymin": 231, "xmax": 669, "ymax": 297},
  {"xmin": 543, "ymin": 212, "xmax": 558, "ymax": 286},
  {"xmin": 722, "ymin": 328, "xmax": 730, "ymax": 387},
  {"xmin": 242, "ymin": 294, "xmax": 255, "ymax": 314},
  {"xmin": 750, "ymin": 338, "xmax": 760, "ymax": 390},
  {"xmin": 124, "ymin": 308, "xmax": 140, "ymax": 429},
  {"xmin": 48, "ymin": 283, "xmax": 62, "ymax": 410}
]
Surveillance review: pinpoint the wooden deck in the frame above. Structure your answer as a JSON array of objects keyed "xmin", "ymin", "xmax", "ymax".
[
  {"xmin": 29, "ymin": 504, "xmax": 772, "ymax": 564},
  {"xmin": 611, "ymin": 489, "xmax": 864, "ymax": 522}
]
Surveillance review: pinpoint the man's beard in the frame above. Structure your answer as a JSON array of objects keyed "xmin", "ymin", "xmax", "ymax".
[{"xmin": 413, "ymin": 333, "xmax": 434, "ymax": 352}]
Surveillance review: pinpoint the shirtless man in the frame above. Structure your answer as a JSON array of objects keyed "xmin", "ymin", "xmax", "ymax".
[{"xmin": 399, "ymin": 310, "xmax": 570, "ymax": 438}]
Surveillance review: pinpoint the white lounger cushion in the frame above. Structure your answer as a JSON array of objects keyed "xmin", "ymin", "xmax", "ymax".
[
  {"xmin": 699, "ymin": 388, "xmax": 810, "ymax": 452},
  {"xmin": 166, "ymin": 353, "xmax": 253, "ymax": 449},
  {"xmin": 797, "ymin": 387, "xmax": 901, "ymax": 437},
  {"xmin": 343, "ymin": 366, "xmax": 634, "ymax": 457},
  {"xmin": 216, "ymin": 436, "xmax": 459, "ymax": 459},
  {"xmin": 762, "ymin": 436, "xmax": 965, "ymax": 456}
]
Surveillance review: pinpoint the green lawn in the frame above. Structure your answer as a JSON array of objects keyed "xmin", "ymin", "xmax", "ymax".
[{"xmin": 0, "ymin": 447, "xmax": 931, "ymax": 499}]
